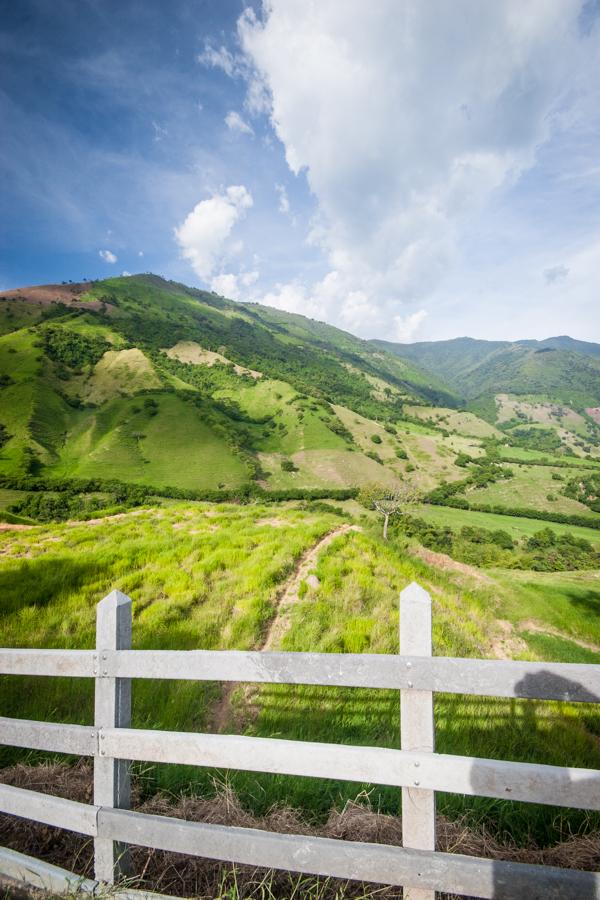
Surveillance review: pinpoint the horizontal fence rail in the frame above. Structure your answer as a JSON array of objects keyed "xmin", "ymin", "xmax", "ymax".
[
  {"xmin": 1, "ymin": 647, "xmax": 599, "ymax": 702},
  {"xmin": 2, "ymin": 717, "xmax": 599, "ymax": 811},
  {"xmin": 2, "ymin": 783, "xmax": 599, "ymax": 900},
  {"xmin": 1, "ymin": 583, "xmax": 599, "ymax": 900}
]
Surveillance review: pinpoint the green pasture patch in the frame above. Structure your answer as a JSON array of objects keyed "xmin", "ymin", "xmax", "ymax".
[
  {"xmin": 414, "ymin": 503, "xmax": 600, "ymax": 544},
  {"xmin": 468, "ymin": 463, "xmax": 598, "ymax": 517}
]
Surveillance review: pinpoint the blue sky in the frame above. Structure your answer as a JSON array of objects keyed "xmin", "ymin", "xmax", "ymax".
[{"xmin": 1, "ymin": 0, "xmax": 600, "ymax": 343}]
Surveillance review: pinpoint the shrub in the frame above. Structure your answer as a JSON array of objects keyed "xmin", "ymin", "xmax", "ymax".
[{"xmin": 371, "ymin": 434, "xmax": 382, "ymax": 444}]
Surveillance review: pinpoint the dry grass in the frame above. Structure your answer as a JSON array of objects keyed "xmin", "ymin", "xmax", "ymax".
[{"xmin": 1, "ymin": 763, "xmax": 599, "ymax": 899}]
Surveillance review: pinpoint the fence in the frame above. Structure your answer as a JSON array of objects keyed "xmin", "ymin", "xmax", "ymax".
[{"xmin": 1, "ymin": 582, "xmax": 600, "ymax": 899}]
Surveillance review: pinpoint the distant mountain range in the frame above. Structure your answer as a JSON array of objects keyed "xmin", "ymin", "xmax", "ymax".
[{"xmin": 372, "ymin": 335, "xmax": 600, "ymax": 404}]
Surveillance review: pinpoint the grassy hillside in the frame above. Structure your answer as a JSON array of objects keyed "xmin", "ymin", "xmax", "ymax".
[
  {"xmin": 0, "ymin": 275, "xmax": 463, "ymax": 502},
  {"xmin": 1, "ymin": 500, "xmax": 599, "ymax": 848}
]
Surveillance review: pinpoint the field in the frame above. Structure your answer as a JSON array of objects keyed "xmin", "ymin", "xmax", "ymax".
[
  {"xmin": 1, "ymin": 501, "xmax": 599, "ymax": 848},
  {"xmin": 467, "ymin": 462, "xmax": 599, "ymax": 517},
  {"xmin": 415, "ymin": 502, "xmax": 600, "ymax": 544}
]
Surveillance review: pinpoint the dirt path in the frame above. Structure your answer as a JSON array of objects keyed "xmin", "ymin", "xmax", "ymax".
[
  {"xmin": 490, "ymin": 616, "xmax": 600, "ymax": 660},
  {"xmin": 519, "ymin": 619, "xmax": 600, "ymax": 654},
  {"xmin": 411, "ymin": 545, "xmax": 492, "ymax": 584},
  {"xmin": 210, "ymin": 523, "xmax": 361, "ymax": 733}
]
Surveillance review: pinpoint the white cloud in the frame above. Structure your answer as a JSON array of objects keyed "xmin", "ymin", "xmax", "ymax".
[
  {"xmin": 197, "ymin": 43, "xmax": 241, "ymax": 78},
  {"xmin": 99, "ymin": 249, "xmax": 117, "ymax": 263},
  {"xmin": 225, "ymin": 110, "xmax": 254, "ymax": 136},
  {"xmin": 138, "ymin": 250, "xmax": 144, "ymax": 257},
  {"xmin": 174, "ymin": 185, "xmax": 253, "ymax": 279},
  {"xmin": 239, "ymin": 1, "xmax": 600, "ymax": 337},
  {"xmin": 211, "ymin": 269, "xmax": 260, "ymax": 300},
  {"xmin": 121, "ymin": 270, "xmax": 132, "ymax": 276},
  {"xmin": 393, "ymin": 310, "xmax": 428, "ymax": 343},
  {"xmin": 275, "ymin": 183, "xmax": 290, "ymax": 214},
  {"xmin": 210, "ymin": 272, "xmax": 241, "ymax": 299}
]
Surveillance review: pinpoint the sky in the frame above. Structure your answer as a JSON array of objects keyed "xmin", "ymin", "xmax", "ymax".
[{"xmin": 1, "ymin": 0, "xmax": 600, "ymax": 344}]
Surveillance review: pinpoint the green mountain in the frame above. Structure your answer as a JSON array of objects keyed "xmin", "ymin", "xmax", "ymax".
[
  {"xmin": 0, "ymin": 274, "xmax": 456, "ymax": 496},
  {"xmin": 372, "ymin": 336, "xmax": 600, "ymax": 406}
]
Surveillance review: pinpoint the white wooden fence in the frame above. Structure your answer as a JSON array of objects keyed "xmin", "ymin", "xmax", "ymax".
[{"xmin": 1, "ymin": 582, "xmax": 600, "ymax": 899}]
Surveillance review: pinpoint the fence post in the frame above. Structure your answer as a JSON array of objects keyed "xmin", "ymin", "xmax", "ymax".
[
  {"xmin": 400, "ymin": 582, "xmax": 435, "ymax": 900},
  {"xmin": 94, "ymin": 590, "xmax": 132, "ymax": 883}
]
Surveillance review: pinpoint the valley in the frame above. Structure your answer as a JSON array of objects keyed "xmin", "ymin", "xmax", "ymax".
[{"xmin": 0, "ymin": 274, "xmax": 599, "ymax": 884}]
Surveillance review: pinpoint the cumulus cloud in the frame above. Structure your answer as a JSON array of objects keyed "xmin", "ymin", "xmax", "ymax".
[
  {"xmin": 225, "ymin": 110, "xmax": 254, "ymax": 135},
  {"xmin": 239, "ymin": 1, "xmax": 598, "ymax": 336},
  {"xmin": 121, "ymin": 270, "xmax": 132, "ymax": 276},
  {"xmin": 211, "ymin": 269, "xmax": 260, "ymax": 300},
  {"xmin": 174, "ymin": 185, "xmax": 253, "ymax": 279},
  {"xmin": 99, "ymin": 249, "xmax": 117, "ymax": 263},
  {"xmin": 544, "ymin": 264, "xmax": 569, "ymax": 285}
]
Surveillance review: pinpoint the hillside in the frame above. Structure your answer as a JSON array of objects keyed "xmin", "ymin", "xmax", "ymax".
[
  {"xmin": 0, "ymin": 274, "xmax": 459, "ymax": 500},
  {"xmin": 0, "ymin": 274, "xmax": 599, "ymax": 525}
]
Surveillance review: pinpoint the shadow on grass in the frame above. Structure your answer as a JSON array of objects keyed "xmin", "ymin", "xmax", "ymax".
[
  {"xmin": 476, "ymin": 669, "xmax": 600, "ymax": 900},
  {"xmin": 0, "ymin": 553, "xmax": 107, "ymax": 617}
]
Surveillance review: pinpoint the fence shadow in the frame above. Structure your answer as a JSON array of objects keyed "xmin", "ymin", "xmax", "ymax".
[{"xmin": 467, "ymin": 670, "xmax": 600, "ymax": 899}]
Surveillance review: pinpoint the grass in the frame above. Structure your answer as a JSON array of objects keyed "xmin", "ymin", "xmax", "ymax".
[
  {"xmin": 403, "ymin": 405, "xmax": 501, "ymax": 439},
  {"xmin": 1, "ymin": 502, "xmax": 599, "ymax": 847},
  {"xmin": 414, "ymin": 502, "xmax": 600, "ymax": 544},
  {"xmin": 51, "ymin": 393, "xmax": 249, "ymax": 489},
  {"xmin": 468, "ymin": 462, "xmax": 599, "ymax": 517},
  {"xmin": 491, "ymin": 568, "xmax": 600, "ymax": 648}
]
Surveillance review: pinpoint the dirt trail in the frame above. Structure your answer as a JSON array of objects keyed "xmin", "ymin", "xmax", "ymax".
[
  {"xmin": 519, "ymin": 619, "xmax": 600, "ymax": 654},
  {"xmin": 411, "ymin": 545, "xmax": 492, "ymax": 584},
  {"xmin": 262, "ymin": 523, "xmax": 361, "ymax": 651},
  {"xmin": 210, "ymin": 523, "xmax": 361, "ymax": 733}
]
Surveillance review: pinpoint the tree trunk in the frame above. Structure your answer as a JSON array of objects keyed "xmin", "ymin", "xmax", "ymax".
[{"xmin": 383, "ymin": 513, "xmax": 389, "ymax": 540}]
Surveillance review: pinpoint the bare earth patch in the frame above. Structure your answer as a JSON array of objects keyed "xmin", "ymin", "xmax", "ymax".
[
  {"xmin": 411, "ymin": 546, "xmax": 492, "ymax": 584},
  {"xmin": 0, "ymin": 283, "xmax": 111, "ymax": 313},
  {"xmin": 164, "ymin": 341, "xmax": 262, "ymax": 378}
]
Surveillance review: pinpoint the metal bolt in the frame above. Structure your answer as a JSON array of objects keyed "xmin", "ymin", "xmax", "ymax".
[
  {"xmin": 414, "ymin": 780, "xmax": 420, "ymax": 786},
  {"xmin": 406, "ymin": 661, "xmax": 412, "ymax": 669},
  {"xmin": 408, "ymin": 681, "xmax": 413, "ymax": 688},
  {"xmin": 102, "ymin": 653, "xmax": 107, "ymax": 661},
  {"xmin": 505, "ymin": 787, "xmax": 512, "ymax": 793},
  {"xmin": 414, "ymin": 761, "xmax": 420, "ymax": 768}
]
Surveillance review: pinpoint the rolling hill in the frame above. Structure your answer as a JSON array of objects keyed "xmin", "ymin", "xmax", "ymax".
[
  {"xmin": 0, "ymin": 274, "xmax": 458, "ymax": 500},
  {"xmin": 0, "ymin": 273, "xmax": 599, "ymax": 524}
]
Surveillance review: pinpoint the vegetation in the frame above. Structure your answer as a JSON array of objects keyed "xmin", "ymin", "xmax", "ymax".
[{"xmin": 2, "ymin": 274, "xmax": 600, "ymax": 862}]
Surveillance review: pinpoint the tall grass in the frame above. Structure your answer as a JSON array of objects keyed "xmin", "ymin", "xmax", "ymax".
[{"xmin": 1, "ymin": 504, "xmax": 599, "ymax": 846}]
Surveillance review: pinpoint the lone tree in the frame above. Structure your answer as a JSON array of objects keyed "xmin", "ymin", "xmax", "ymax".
[{"xmin": 360, "ymin": 482, "xmax": 419, "ymax": 540}]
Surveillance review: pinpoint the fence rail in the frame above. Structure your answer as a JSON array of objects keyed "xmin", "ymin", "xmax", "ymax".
[
  {"xmin": 1, "ymin": 583, "xmax": 599, "ymax": 899},
  {"xmin": 2, "ymin": 647, "xmax": 599, "ymax": 701}
]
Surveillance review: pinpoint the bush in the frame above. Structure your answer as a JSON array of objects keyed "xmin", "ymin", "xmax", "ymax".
[
  {"xmin": 371, "ymin": 434, "xmax": 382, "ymax": 444},
  {"xmin": 281, "ymin": 458, "xmax": 298, "ymax": 472}
]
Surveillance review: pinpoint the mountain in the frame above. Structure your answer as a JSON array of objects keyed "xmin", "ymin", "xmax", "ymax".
[
  {"xmin": 372, "ymin": 335, "xmax": 600, "ymax": 405},
  {"xmin": 0, "ymin": 274, "xmax": 455, "ymax": 496}
]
